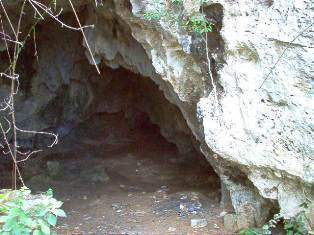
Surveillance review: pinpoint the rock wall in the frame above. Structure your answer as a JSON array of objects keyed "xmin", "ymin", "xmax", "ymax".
[
  {"xmin": 0, "ymin": 0, "xmax": 313, "ymax": 229},
  {"xmin": 201, "ymin": 0, "xmax": 314, "ymax": 219},
  {"xmin": 81, "ymin": 0, "xmax": 313, "ymax": 226}
]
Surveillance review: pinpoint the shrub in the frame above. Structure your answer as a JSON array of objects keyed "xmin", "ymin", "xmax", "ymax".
[
  {"xmin": 0, "ymin": 187, "xmax": 66, "ymax": 235},
  {"xmin": 143, "ymin": 0, "xmax": 213, "ymax": 34},
  {"xmin": 240, "ymin": 205, "xmax": 313, "ymax": 235}
]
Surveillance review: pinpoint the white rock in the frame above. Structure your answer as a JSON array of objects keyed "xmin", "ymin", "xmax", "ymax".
[{"xmin": 190, "ymin": 218, "xmax": 208, "ymax": 229}]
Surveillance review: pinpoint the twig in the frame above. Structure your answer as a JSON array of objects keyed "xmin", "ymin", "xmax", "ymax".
[
  {"xmin": 204, "ymin": 33, "xmax": 218, "ymax": 109},
  {"xmin": 201, "ymin": 5, "xmax": 218, "ymax": 110},
  {"xmin": 27, "ymin": 0, "xmax": 94, "ymax": 31},
  {"xmin": 0, "ymin": 122, "xmax": 25, "ymax": 187},
  {"xmin": 17, "ymin": 149, "xmax": 43, "ymax": 163},
  {"xmin": 0, "ymin": 0, "xmax": 18, "ymax": 38},
  {"xmin": 15, "ymin": 126, "xmax": 58, "ymax": 148},
  {"xmin": 0, "ymin": 0, "xmax": 101, "ymax": 189},
  {"xmin": 259, "ymin": 22, "xmax": 314, "ymax": 89},
  {"xmin": 68, "ymin": 0, "xmax": 100, "ymax": 74}
]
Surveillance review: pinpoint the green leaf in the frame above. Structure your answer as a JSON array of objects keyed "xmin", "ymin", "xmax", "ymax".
[
  {"xmin": 39, "ymin": 221, "xmax": 50, "ymax": 235},
  {"xmin": 0, "ymin": 188, "xmax": 65, "ymax": 235},
  {"xmin": 0, "ymin": 232, "xmax": 10, "ymax": 235},
  {"xmin": 0, "ymin": 216, "xmax": 9, "ymax": 223},
  {"xmin": 35, "ymin": 207, "xmax": 49, "ymax": 217},
  {"xmin": 262, "ymin": 224, "xmax": 269, "ymax": 230},
  {"xmin": 9, "ymin": 207, "xmax": 22, "ymax": 217},
  {"xmin": 33, "ymin": 229, "xmax": 43, "ymax": 235},
  {"xmin": 47, "ymin": 214, "xmax": 57, "ymax": 226},
  {"xmin": 286, "ymin": 231, "xmax": 293, "ymax": 235},
  {"xmin": 50, "ymin": 200, "xmax": 63, "ymax": 209},
  {"xmin": 52, "ymin": 209, "xmax": 66, "ymax": 217},
  {"xmin": 21, "ymin": 217, "xmax": 36, "ymax": 228},
  {"xmin": 284, "ymin": 222, "xmax": 294, "ymax": 230},
  {"xmin": 46, "ymin": 189, "xmax": 53, "ymax": 198},
  {"xmin": 299, "ymin": 202, "xmax": 308, "ymax": 208},
  {"xmin": 3, "ymin": 217, "xmax": 17, "ymax": 231}
]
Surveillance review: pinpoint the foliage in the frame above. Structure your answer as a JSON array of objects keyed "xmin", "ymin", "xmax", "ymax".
[
  {"xmin": 143, "ymin": 0, "xmax": 213, "ymax": 34},
  {"xmin": 143, "ymin": 0, "xmax": 218, "ymax": 110},
  {"xmin": 171, "ymin": 0, "xmax": 183, "ymax": 4},
  {"xmin": 240, "ymin": 203, "xmax": 313, "ymax": 235},
  {"xmin": 143, "ymin": 10, "xmax": 166, "ymax": 21},
  {"xmin": 184, "ymin": 13, "xmax": 213, "ymax": 34},
  {"xmin": 261, "ymin": 212, "xmax": 283, "ymax": 234},
  {"xmin": 0, "ymin": 187, "xmax": 66, "ymax": 235},
  {"xmin": 283, "ymin": 210, "xmax": 312, "ymax": 235},
  {"xmin": 240, "ymin": 228, "xmax": 262, "ymax": 235}
]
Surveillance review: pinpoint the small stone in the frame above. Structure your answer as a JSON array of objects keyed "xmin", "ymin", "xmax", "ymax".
[
  {"xmin": 223, "ymin": 213, "xmax": 237, "ymax": 232},
  {"xmin": 219, "ymin": 211, "xmax": 228, "ymax": 217},
  {"xmin": 134, "ymin": 210, "xmax": 146, "ymax": 216},
  {"xmin": 83, "ymin": 196, "xmax": 88, "ymax": 200},
  {"xmin": 180, "ymin": 203, "xmax": 188, "ymax": 212},
  {"xmin": 112, "ymin": 203, "xmax": 121, "ymax": 210},
  {"xmin": 190, "ymin": 218, "xmax": 208, "ymax": 228},
  {"xmin": 168, "ymin": 227, "xmax": 176, "ymax": 232}
]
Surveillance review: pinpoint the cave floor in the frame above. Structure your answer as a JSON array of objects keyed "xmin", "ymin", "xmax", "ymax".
[{"xmin": 23, "ymin": 114, "xmax": 229, "ymax": 235}]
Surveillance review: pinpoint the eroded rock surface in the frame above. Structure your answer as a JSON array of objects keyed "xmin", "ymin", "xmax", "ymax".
[
  {"xmin": 0, "ymin": 0, "xmax": 313, "ymax": 228},
  {"xmin": 79, "ymin": 0, "xmax": 314, "ymax": 225}
]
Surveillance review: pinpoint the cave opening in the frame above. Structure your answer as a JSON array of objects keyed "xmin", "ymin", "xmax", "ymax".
[
  {"xmin": 0, "ymin": 65, "xmax": 223, "ymax": 233},
  {"xmin": 0, "ymin": 9, "xmax": 224, "ymax": 234}
]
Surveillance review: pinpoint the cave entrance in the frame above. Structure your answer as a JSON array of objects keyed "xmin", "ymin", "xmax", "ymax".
[
  {"xmin": 0, "ymin": 12, "xmax": 223, "ymax": 233},
  {"xmin": 22, "ymin": 65, "xmax": 223, "ymax": 234}
]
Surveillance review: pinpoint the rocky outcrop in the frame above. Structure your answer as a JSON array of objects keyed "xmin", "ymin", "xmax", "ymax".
[
  {"xmin": 0, "ymin": 0, "xmax": 313, "ymax": 229},
  {"xmin": 81, "ymin": 0, "xmax": 313, "ymax": 225},
  {"xmin": 200, "ymin": 0, "xmax": 314, "ymax": 220}
]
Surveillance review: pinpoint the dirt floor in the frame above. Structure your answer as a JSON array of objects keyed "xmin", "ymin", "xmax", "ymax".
[{"xmin": 4, "ymin": 113, "xmax": 232, "ymax": 234}]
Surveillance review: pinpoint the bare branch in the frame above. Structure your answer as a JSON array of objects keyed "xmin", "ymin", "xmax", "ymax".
[
  {"xmin": 68, "ymin": 0, "xmax": 100, "ymax": 74},
  {"xmin": 0, "ymin": 0, "xmax": 101, "ymax": 189},
  {"xmin": 27, "ymin": 0, "xmax": 94, "ymax": 31},
  {"xmin": 17, "ymin": 149, "xmax": 42, "ymax": 163},
  {"xmin": 3, "ymin": 117, "xmax": 12, "ymax": 134},
  {"xmin": 0, "ymin": 0, "xmax": 18, "ymax": 38},
  {"xmin": 0, "ymin": 122, "xmax": 25, "ymax": 187},
  {"xmin": 259, "ymin": 22, "xmax": 314, "ymax": 89},
  {"xmin": 15, "ymin": 126, "xmax": 59, "ymax": 148}
]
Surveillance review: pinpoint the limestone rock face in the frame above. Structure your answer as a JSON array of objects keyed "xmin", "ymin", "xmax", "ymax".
[
  {"xmin": 81, "ymin": 0, "xmax": 313, "ymax": 223},
  {"xmin": 1, "ymin": 0, "xmax": 313, "ymax": 227},
  {"xmin": 199, "ymin": 0, "xmax": 314, "ymax": 219}
]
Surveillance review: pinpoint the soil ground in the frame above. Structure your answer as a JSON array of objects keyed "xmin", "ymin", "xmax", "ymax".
[{"xmin": 4, "ymin": 114, "xmax": 233, "ymax": 234}]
